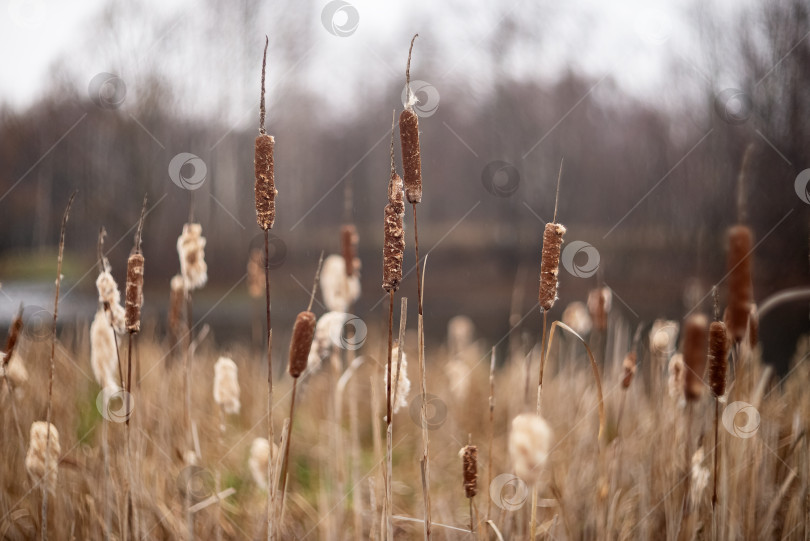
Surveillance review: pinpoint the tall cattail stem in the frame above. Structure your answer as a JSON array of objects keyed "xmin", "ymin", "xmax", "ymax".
[
  {"xmin": 384, "ymin": 289, "xmax": 395, "ymax": 541},
  {"xmin": 278, "ymin": 377, "xmax": 297, "ymax": 511},
  {"xmin": 264, "ymin": 230, "xmax": 276, "ymax": 541},
  {"xmin": 43, "ymin": 190, "xmax": 75, "ymax": 541}
]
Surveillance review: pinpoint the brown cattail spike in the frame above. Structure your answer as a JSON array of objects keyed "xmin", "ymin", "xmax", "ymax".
[
  {"xmin": 125, "ymin": 253, "xmax": 145, "ymax": 333},
  {"xmin": 341, "ymin": 224, "xmax": 358, "ymax": 277},
  {"xmin": 289, "ymin": 311, "xmax": 316, "ymax": 378},
  {"xmin": 399, "ymin": 109, "xmax": 422, "ymax": 204},
  {"xmin": 538, "ymin": 222, "xmax": 566, "ymax": 311},
  {"xmin": 383, "ymin": 173, "xmax": 405, "ymax": 293},
  {"xmin": 707, "ymin": 321, "xmax": 730, "ymax": 397},
  {"xmin": 255, "ymin": 134, "xmax": 277, "ymax": 230},
  {"xmin": 462, "ymin": 444, "xmax": 478, "ymax": 498},
  {"xmin": 682, "ymin": 313, "xmax": 709, "ymax": 401},
  {"xmin": 725, "ymin": 225, "xmax": 754, "ymax": 342}
]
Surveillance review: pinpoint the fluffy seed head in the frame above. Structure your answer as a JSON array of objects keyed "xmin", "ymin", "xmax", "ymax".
[
  {"xmin": 125, "ymin": 252, "xmax": 144, "ymax": 333},
  {"xmin": 213, "ymin": 356, "xmax": 241, "ymax": 415},
  {"xmin": 289, "ymin": 311, "xmax": 316, "ymax": 378},
  {"xmin": 25, "ymin": 421, "xmax": 60, "ymax": 494},
  {"xmin": 1, "ymin": 351, "xmax": 28, "ymax": 388},
  {"xmin": 384, "ymin": 345, "xmax": 410, "ymax": 414},
  {"xmin": 682, "ymin": 313, "xmax": 709, "ymax": 401},
  {"xmin": 538, "ymin": 223, "xmax": 566, "ymax": 311},
  {"xmin": 321, "ymin": 254, "xmax": 361, "ymax": 313},
  {"xmin": 509, "ymin": 413, "xmax": 553, "ymax": 486},
  {"xmin": 248, "ymin": 437, "xmax": 278, "ymax": 490},
  {"xmin": 399, "ymin": 109, "xmax": 422, "ymax": 204},
  {"xmin": 708, "ymin": 321, "xmax": 730, "ymax": 397},
  {"xmin": 255, "ymin": 133, "xmax": 277, "ymax": 230},
  {"xmin": 90, "ymin": 309, "xmax": 118, "ymax": 389},
  {"xmin": 562, "ymin": 302, "xmax": 592, "ymax": 337},
  {"xmin": 461, "ymin": 444, "xmax": 478, "ymax": 498},
  {"xmin": 3, "ymin": 311, "xmax": 23, "ymax": 367},
  {"xmin": 725, "ymin": 225, "xmax": 754, "ymax": 342},
  {"xmin": 383, "ymin": 173, "xmax": 405, "ymax": 293},
  {"xmin": 96, "ymin": 271, "xmax": 126, "ymax": 333},
  {"xmin": 177, "ymin": 223, "xmax": 208, "ymax": 291},
  {"xmin": 308, "ymin": 311, "xmax": 348, "ymax": 374}
]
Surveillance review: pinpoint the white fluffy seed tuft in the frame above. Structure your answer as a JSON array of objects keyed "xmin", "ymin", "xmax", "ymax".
[
  {"xmin": 213, "ymin": 356, "xmax": 241, "ymax": 415},
  {"xmin": 25, "ymin": 421, "xmax": 61, "ymax": 494},
  {"xmin": 320, "ymin": 254, "xmax": 360, "ymax": 313},
  {"xmin": 90, "ymin": 309, "xmax": 119, "ymax": 389},
  {"xmin": 248, "ymin": 437, "xmax": 278, "ymax": 490},
  {"xmin": 508, "ymin": 413, "xmax": 553, "ymax": 486},
  {"xmin": 177, "ymin": 223, "xmax": 208, "ymax": 291}
]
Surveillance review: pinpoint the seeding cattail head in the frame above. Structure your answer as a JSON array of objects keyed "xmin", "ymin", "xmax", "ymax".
[
  {"xmin": 668, "ymin": 354, "xmax": 685, "ymax": 400},
  {"xmin": 289, "ymin": 311, "xmax": 316, "ymax": 378},
  {"xmin": 4, "ymin": 308, "xmax": 23, "ymax": 367},
  {"xmin": 383, "ymin": 345, "xmax": 410, "ymax": 414},
  {"xmin": 690, "ymin": 447, "xmax": 710, "ymax": 508},
  {"xmin": 341, "ymin": 224, "xmax": 359, "ymax": 277},
  {"xmin": 25, "ymin": 421, "xmax": 60, "ymax": 494},
  {"xmin": 1, "ymin": 351, "xmax": 28, "ymax": 389},
  {"xmin": 90, "ymin": 310, "xmax": 118, "ymax": 389},
  {"xmin": 682, "ymin": 313, "xmax": 709, "ymax": 401},
  {"xmin": 399, "ymin": 109, "xmax": 422, "ymax": 204},
  {"xmin": 383, "ymin": 172, "xmax": 405, "ymax": 293},
  {"xmin": 125, "ymin": 252, "xmax": 144, "ymax": 333},
  {"xmin": 587, "ymin": 287, "xmax": 612, "ymax": 331},
  {"xmin": 725, "ymin": 225, "xmax": 754, "ymax": 342},
  {"xmin": 95, "ymin": 270, "xmax": 126, "ymax": 333},
  {"xmin": 177, "ymin": 223, "xmax": 208, "ymax": 291},
  {"xmin": 213, "ymin": 356, "xmax": 241, "ymax": 415},
  {"xmin": 562, "ymin": 302, "xmax": 592, "ymax": 337},
  {"xmin": 461, "ymin": 444, "xmax": 478, "ymax": 498},
  {"xmin": 255, "ymin": 133, "xmax": 277, "ymax": 230},
  {"xmin": 708, "ymin": 321, "xmax": 730, "ymax": 398},
  {"xmin": 621, "ymin": 351, "xmax": 636, "ymax": 389},
  {"xmin": 538, "ymin": 222, "xmax": 566, "ymax": 311},
  {"xmin": 248, "ymin": 437, "xmax": 278, "ymax": 490},
  {"xmin": 509, "ymin": 413, "xmax": 553, "ymax": 486},
  {"xmin": 308, "ymin": 311, "xmax": 348, "ymax": 374},
  {"xmin": 321, "ymin": 254, "xmax": 361, "ymax": 313},
  {"xmin": 447, "ymin": 316, "xmax": 475, "ymax": 358}
]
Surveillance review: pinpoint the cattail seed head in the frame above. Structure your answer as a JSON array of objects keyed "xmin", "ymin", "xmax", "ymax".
[
  {"xmin": 383, "ymin": 173, "xmax": 405, "ymax": 293},
  {"xmin": 125, "ymin": 252, "xmax": 144, "ymax": 333},
  {"xmin": 25, "ymin": 421, "xmax": 60, "ymax": 494},
  {"xmin": 90, "ymin": 310, "xmax": 118, "ymax": 389},
  {"xmin": 96, "ymin": 270, "xmax": 126, "ymax": 333},
  {"xmin": 289, "ymin": 311, "xmax": 316, "ymax": 378},
  {"xmin": 587, "ymin": 287, "xmax": 612, "ymax": 331},
  {"xmin": 708, "ymin": 321, "xmax": 730, "ymax": 397},
  {"xmin": 255, "ymin": 133, "xmax": 277, "ymax": 230},
  {"xmin": 341, "ymin": 224, "xmax": 359, "ymax": 277},
  {"xmin": 682, "ymin": 313, "xmax": 709, "ymax": 401},
  {"xmin": 213, "ymin": 356, "xmax": 241, "ymax": 415},
  {"xmin": 177, "ymin": 223, "xmax": 208, "ymax": 291},
  {"xmin": 1, "ymin": 351, "xmax": 28, "ymax": 389},
  {"xmin": 249, "ymin": 437, "xmax": 278, "ymax": 490},
  {"xmin": 399, "ymin": 109, "xmax": 422, "ymax": 204},
  {"xmin": 562, "ymin": 302, "xmax": 592, "ymax": 337},
  {"xmin": 538, "ymin": 222, "xmax": 566, "ymax": 311},
  {"xmin": 461, "ymin": 444, "xmax": 478, "ymax": 498},
  {"xmin": 509, "ymin": 413, "xmax": 553, "ymax": 486},
  {"xmin": 621, "ymin": 351, "xmax": 636, "ymax": 389},
  {"xmin": 383, "ymin": 345, "xmax": 410, "ymax": 414},
  {"xmin": 725, "ymin": 225, "xmax": 754, "ymax": 342},
  {"xmin": 321, "ymin": 254, "xmax": 361, "ymax": 313}
]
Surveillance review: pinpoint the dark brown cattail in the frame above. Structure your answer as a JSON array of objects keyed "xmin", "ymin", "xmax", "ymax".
[
  {"xmin": 255, "ymin": 133, "xmax": 277, "ymax": 230},
  {"xmin": 399, "ymin": 109, "xmax": 422, "ymax": 204},
  {"xmin": 461, "ymin": 444, "xmax": 478, "ymax": 498},
  {"xmin": 538, "ymin": 222, "xmax": 566, "ymax": 311},
  {"xmin": 4, "ymin": 307, "xmax": 23, "ymax": 367},
  {"xmin": 341, "ymin": 224, "xmax": 358, "ymax": 277},
  {"xmin": 682, "ymin": 313, "xmax": 709, "ymax": 401},
  {"xmin": 125, "ymin": 252, "xmax": 144, "ymax": 333},
  {"xmin": 383, "ymin": 172, "xmax": 405, "ymax": 293},
  {"xmin": 400, "ymin": 34, "xmax": 422, "ymax": 205},
  {"xmin": 707, "ymin": 321, "xmax": 730, "ymax": 398},
  {"xmin": 725, "ymin": 225, "xmax": 754, "ymax": 342},
  {"xmin": 288, "ymin": 311, "xmax": 316, "ymax": 378},
  {"xmin": 621, "ymin": 351, "xmax": 636, "ymax": 389}
]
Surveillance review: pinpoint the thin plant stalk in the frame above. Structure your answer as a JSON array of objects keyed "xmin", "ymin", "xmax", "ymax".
[
  {"xmin": 487, "ymin": 347, "xmax": 495, "ymax": 523},
  {"xmin": 384, "ymin": 289, "xmax": 394, "ymax": 541},
  {"xmin": 42, "ymin": 189, "xmax": 76, "ymax": 541},
  {"xmin": 416, "ymin": 258, "xmax": 432, "ymax": 540}
]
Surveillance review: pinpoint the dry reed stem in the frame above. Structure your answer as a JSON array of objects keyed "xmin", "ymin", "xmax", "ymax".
[
  {"xmin": 416, "ymin": 257, "xmax": 432, "ymax": 540},
  {"xmin": 392, "ymin": 298, "xmax": 407, "ymax": 413}
]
